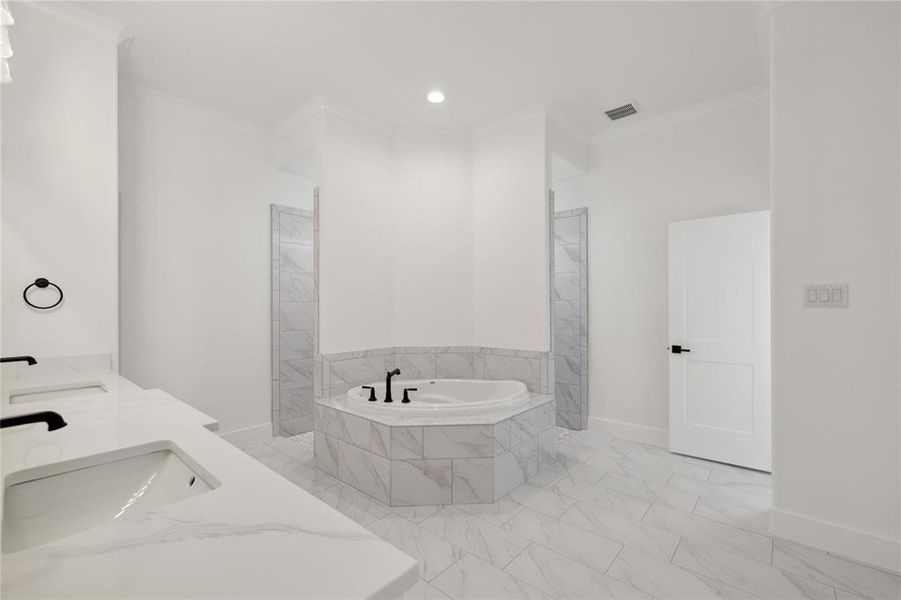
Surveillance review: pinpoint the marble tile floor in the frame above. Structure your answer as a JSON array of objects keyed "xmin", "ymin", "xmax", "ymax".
[{"xmin": 230, "ymin": 428, "xmax": 900, "ymax": 600}]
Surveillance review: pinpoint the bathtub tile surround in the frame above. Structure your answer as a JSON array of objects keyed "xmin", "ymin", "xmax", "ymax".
[
  {"xmin": 553, "ymin": 208, "xmax": 589, "ymax": 430},
  {"xmin": 317, "ymin": 346, "xmax": 552, "ymax": 400},
  {"xmin": 271, "ymin": 202, "xmax": 318, "ymax": 437},
  {"xmin": 314, "ymin": 398, "xmax": 556, "ymax": 506}
]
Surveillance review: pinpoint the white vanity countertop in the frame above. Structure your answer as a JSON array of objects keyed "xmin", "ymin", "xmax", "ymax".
[{"xmin": 1, "ymin": 375, "xmax": 418, "ymax": 599}]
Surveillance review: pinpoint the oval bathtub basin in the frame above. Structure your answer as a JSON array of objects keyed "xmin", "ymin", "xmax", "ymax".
[{"xmin": 345, "ymin": 379, "xmax": 529, "ymax": 419}]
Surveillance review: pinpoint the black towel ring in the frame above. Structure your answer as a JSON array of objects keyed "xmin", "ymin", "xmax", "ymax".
[{"xmin": 23, "ymin": 278, "xmax": 64, "ymax": 310}]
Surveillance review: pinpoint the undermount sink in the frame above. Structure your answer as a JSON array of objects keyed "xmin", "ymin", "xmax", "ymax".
[
  {"xmin": 8, "ymin": 381, "xmax": 110, "ymax": 404},
  {"xmin": 2, "ymin": 442, "xmax": 218, "ymax": 553}
]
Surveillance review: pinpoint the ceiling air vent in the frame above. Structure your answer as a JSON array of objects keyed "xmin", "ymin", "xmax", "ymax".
[{"xmin": 604, "ymin": 103, "xmax": 638, "ymax": 121}]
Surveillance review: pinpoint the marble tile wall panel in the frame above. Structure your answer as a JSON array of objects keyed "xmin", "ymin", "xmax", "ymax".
[
  {"xmin": 436, "ymin": 353, "xmax": 475, "ymax": 379},
  {"xmin": 338, "ymin": 439, "xmax": 390, "ymax": 503},
  {"xmin": 391, "ymin": 459, "xmax": 453, "ymax": 506},
  {"xmin": 481, "ymin": 354, "xmax": 541, "ymax": 392},
  {"xmin": 315, "ymin": 398, "xmax": 556, "ymax": 506},
  {"xmin": 394, "ymin": 353, "xmax": 437, "ymax": 379},
  {"xmin": 553, "ymin": 208, "xmax": 588, "ymax": 429},
  {"xmin": 329, "ymin": 355, "xmax": 389, "ymax": 396},
  {"xmin": 272, "ymin": 204, "xmax": 317, "ymax": 437},
  {"xmin": 423, "ymin": 425, "xmax": 494, "ymax": 459},
  {"xmin": 451, "ymin": 458, "xmax": 494, "ymax": 504},
  {"xmin": 391, "ymin": 426, "xmax": 424, "ymax": 459}
]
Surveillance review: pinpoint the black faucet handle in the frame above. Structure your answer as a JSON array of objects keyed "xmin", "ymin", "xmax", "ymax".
[
  {"xmin": 361, "ymin": 385, "xmax": 377, "ymax": 402},
  {"xmin": 402, "ymin": 388, "xmax": 418, "ymax": 403}
]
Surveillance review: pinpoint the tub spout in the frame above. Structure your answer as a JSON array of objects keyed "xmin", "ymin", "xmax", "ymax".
[{"xmin": 385, "ymin": 368, "xmax": 401, "ymax": 402}]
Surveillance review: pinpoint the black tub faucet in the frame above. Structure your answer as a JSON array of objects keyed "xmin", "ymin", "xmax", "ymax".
[
  {"xmin": 1, "ymin": 411, "xmax": 67, "ymax": 431},
  {"xmin": 1, "ymin": 356, "xmax": 37, "ymax": 366},
  {"xmin": 384, "ymin": 368, "xmax": 401, "ymax": 403}
]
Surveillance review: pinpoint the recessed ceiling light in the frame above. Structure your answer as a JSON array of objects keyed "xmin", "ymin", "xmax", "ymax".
[{"xmin": 427, "ymin": 90, "xmax": 445, "ymax": 104}]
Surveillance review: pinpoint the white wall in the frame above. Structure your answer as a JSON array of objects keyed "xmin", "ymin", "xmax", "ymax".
[
  {"xmin": 770, "ymin": 2, "xmax": 900, "ymax": 571},
  {"xmin": 570, "ymin": 97, "xmax": 770, "ymax": 443},
  {"xmin": 119, "ymin": 88, "xmax": 314, "ymax": 433},
  {"xmin": 393, "ymin": 137, "xmax": 473, "ymax": 346},
  {"xmin": 1, "ymin": 3, "xmax": 119, "ymax": 364},
  {"xmin": 473, "ymin": 113, "xmax": 550, "ymax": 351},
  {"xmin": 317, "ymin": 113, "xmax": 394, "ymax": 354}
]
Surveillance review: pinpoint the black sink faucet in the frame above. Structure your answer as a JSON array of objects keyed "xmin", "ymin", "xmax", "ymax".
[
  {"xmin": 1, "ymin": 411, "xmax": 67, "ymax": 431},
  {"xmin": 1, "ymin": 356, "xmax": 37, "ymax": 366},
  {"xmin": 384, "ymin": 368, "xmax": 401, "ymax": 403}
]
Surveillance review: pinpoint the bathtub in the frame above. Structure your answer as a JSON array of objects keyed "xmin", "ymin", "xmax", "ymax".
[{"xmin": 345, "ymin": 379, "xmax": 530, "ymax": 420}]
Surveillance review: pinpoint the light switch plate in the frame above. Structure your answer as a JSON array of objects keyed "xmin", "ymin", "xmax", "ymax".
[{"xmin": 804, "ymin": 284, "xmax": 849, "ymax": 308}]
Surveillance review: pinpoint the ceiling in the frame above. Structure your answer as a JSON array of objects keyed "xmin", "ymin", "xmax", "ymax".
[{"xmin": 78, "ymin": 1, "xmax": 768, "ymax": 137}]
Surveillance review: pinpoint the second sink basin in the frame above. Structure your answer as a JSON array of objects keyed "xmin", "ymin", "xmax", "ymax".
[{"xmin": 2, "ymin": 442, "xmax": 218, "ymax": 553}]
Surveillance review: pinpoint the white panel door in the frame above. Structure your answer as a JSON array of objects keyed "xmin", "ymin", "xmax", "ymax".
[{"xmin": 668, "ymin": 210, "xmax": 771, "ymax": 471}]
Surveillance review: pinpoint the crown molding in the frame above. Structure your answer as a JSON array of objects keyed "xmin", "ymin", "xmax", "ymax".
[
  {"xmin": 546, "ymin": 104, "xmax": 590, "ymax": 146},
  {"xmin": 322, "ymin": 100, "xmax": 395, "ymax": 138},
  {"xmin": 23, "ymin": 0, "xmax": 124, "ymax": 43},
  {"xmin": 269, "ymin": 95, "xmax": 327, "ymax": 140},
  {"xmin": 120, "ymin": 83, "xmax": 267, "ymax": 138},
  {"xmin": 394, "ymin": 128, "xmax": 472, "ymax": 143},
  {"xmin": 471, "ymin": 103, "xmax": 547, "ymax": 141},
  {"xmin": 590, "ymin": 85, "xmax": 769, "ymax": 145}
]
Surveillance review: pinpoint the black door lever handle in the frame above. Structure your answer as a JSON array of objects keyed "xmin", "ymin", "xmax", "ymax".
[{"xmin": 671, "ymin": 345, "xmax": 691, "ymax": 354}]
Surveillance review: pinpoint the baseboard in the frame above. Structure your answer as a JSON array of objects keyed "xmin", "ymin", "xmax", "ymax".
[
  {"xmin": 588, "ymin": 416, "xmax": 668, "ymax": 448},
  {"xmin": 771, "ymin": 507, "xmax": 901, "ymax": 574},
  {"xmin": 219, "ymin": 423, "xmax": 273, "ymax": 446}
]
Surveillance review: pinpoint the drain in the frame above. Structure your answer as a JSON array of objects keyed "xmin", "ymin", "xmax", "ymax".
[{"xmin": 188, "ymin": 476, "xmax": 196, "ymax": 487}]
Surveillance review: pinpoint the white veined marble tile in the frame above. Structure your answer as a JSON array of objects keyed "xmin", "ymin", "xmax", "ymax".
[
  {"xmin": 423, "ymin": 425, "xmax": 494, "ymax": 459},
  {"xmin": 706, "ymin": 465, "xmax": 773, "ymax": 497},
  {"xmin": 311, "ymin": 482, "xmax": 392, "ymax": 526},
  {"xmin": 338, "ymin": 440, "xmax": 390, "ymax": 503},
  {"xmin": 537, "ymin": 428, "xmax": 557, "ymax": 471},
  {"xmin": 391, "ymin": 504, "xmax": 443, "ymax": 524},
  {"xmin": 505, "ymin": 543, "xmax": 649, "ymax": 600},
  {"xmin": 396, "ymin": 353, "xmax": 437, "ymax": 380},
  {"xmin": 420, "ymin": 507, "xmax": 530, "ymax": 568},
  {"xmin": 318, "ymin": 405, "xmax": 370, "ymax": 448},
  {"xmin": 667, "ymin": 474, "xmax": 770, "ymax": 512},
  {"xmin": 370, "ymin": 422, "xmax": 390, "ymax": 457},
  {"xmin": 553, "ymin": 272, "xmax": 581, "ymax": 302},
  {"xmin": 601, "ymin": 472, "xmax": 700, "ymax": 512},
  {"xmin": 554, "ymin": 216, "xmax": 581, "ymax": 245},
  {"xmin": 623, "ymin": 449, "xmax": 714, "ymax": 481},
  {"xmin": 506, "ymin": 482, "xmax": 575, "ymax": 518},
  {"xmin": 367, "ymin": 514, "xmax": 464, "ymax": 581},
  {"xmin": 554, "ymin": 243, "xmax": 581, "ymax": 274},
  {"xmin": 482, "ymin": 355, "xmax": 540, "ymax": 392},
  {"xmin": 692, "ymin": 495, "xmax": 771, "ymax": 536},
  {"xmin": 451, "ymin": 458, "xmax": 494, "ymax": 504},
  {"xmin": 436, "ymin": 353, "xmax": 475, "ymax": 379},
  {"xmin": 431, "ymin": 552, "xmax": 552, "ymax": 600},
  {"xmin": 607, "ymin": 546, "xmax": 753, "ymax": 599},
  {"xmin": 560, "ymin": 501, "xmax": 680, "ymax": 561},
  {"xmin": 673, "ymin": 539, "xmax": 835, "ymax": 599},
  {"xmin": 501, "ymin": 506, "xmax": 622, "ymax": 574},
  {"xmin": 493, "ymin": 419, "xmax": 511, "ymax": 455},
  {"xmin": 391, "ymin": 426, "xmax": 424, "ymax": 459},
  {"xmin": 400, "ymin": 578, "xmax": 453, "ymax": 600},
  {"xmin": 392, "ymin": 460, "xmax": 453, "ymax": 506},
  {"xmin": 279, "ymin": 459, "xmax": 341, "ymax": 494},
  {"xmin": 456, "ymin": 497, "xmax": 525, "ymax": 527},
  {"xmin": 314, "ymin": 431, "xmax": 339, "ymax": 476},
  {"xmin": 642, "ymin": 503, "xmax": 773, "ymax": 564},
  {"xmin": 773, "ymin": 538, "xmax": 901, "ymax": 600},
  {"xmin": 267, "ymin": 435, "xmax": 313, "ymax": 462},
  {"xmin": 547, "ymin": 476, "xmax": 652, "ymax": 521},
  {"xmin": 554, "ymin": 353, "xmax": 581, "ymax": 386}
]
